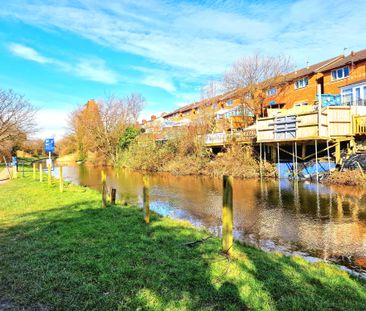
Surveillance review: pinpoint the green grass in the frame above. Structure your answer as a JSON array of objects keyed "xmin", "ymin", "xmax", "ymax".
[{"xmin": 0, "ymin": 177, "xmax": 366, "ymax": 310}]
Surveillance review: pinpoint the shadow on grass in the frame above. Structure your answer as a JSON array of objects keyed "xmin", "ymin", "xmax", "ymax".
[
  {"xmin": 0, "ymin": 201, "xmax": 365, "ymax": 310},
  {"xmin": 0, "ymin": 203, "xmax": 248, "ymax": 310}
]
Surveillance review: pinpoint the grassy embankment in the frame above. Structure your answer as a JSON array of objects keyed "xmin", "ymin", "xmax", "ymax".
[{"xmin": 1, "ymin": 176, "xmax": 366, "ymax": 310}]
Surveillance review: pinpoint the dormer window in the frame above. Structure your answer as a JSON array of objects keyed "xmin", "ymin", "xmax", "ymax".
[
  {"xmin": 213, "ymin": 103, "xmax": 218, "ymax": 109},
  {"xmin": 331, "ymin": 66, "xmax": 350, "ymax": 81},
  {"xmin": 294, "ymin": 77, "xmax": 309, "ymax": 89},
  {"xmin": 226, "ymin": 99, "xmax": 233, "ymax": 106},
  {"xmin": 266, "ymin": 87, "xmax": 277, "ymax": 97}
]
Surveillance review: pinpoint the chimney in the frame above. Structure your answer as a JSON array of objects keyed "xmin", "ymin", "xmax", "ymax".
[
  {"xmin": 351, "ymin": 51, "xmax": 356, "ymax": 57},
  {"xmin": 151, "ymin": 115, "xmax": 157, "ymax": 121}
]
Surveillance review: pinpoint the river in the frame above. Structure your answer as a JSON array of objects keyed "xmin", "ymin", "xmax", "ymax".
[{"xmin": 54, "ymin": 165, "xmax": 366, "ymax": 271}]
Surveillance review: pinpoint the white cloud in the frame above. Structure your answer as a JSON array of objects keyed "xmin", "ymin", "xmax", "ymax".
[
  {"xmin": 35, "ymin": 108, "xmax": 71, "ymax": 140},
  {"xmin": 141, "ymin": 76, "xmax": 176, "ymax": 93},
  {"xmin": 74, "ymin": 59, "xmax": 119, "ymax": 84},
  {"xmin": 8, "ymin": 43, "xmax": 51, "ymax": 63},
  {"xmin": 7, "ymin": 43, "xmax": 119, "ymax": 85},
  {"xmin": 3, "ymin": 0, "xmax": 365, "ymax": 79}
]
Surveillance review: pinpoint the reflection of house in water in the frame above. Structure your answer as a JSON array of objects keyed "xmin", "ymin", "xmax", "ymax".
[{"xmin": 248, "ymin": 180, "xmax": 366, "ymax": 260}]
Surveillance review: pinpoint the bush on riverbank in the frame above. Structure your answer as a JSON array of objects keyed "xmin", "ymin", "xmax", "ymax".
[
  {"xmin": 119, "ymin": 134, "xmax": 275, "ymax": 178},
  {"xmin": 323, "ymin": 170, "xmax": 366, "ymax": 186},
  {"xmin": 1, "ymin": 177, "xmax": 366, "ymax": 310}
]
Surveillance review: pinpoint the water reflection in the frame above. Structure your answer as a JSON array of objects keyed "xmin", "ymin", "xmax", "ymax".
[{"xmin": 54, "ymin": 165, "xmax": 366, "ymax": 264}]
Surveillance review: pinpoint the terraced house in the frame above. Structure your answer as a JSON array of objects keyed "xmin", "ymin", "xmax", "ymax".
[{"xmin": 143, "ymin": 49, "xmax": 366, "ymax": 178}]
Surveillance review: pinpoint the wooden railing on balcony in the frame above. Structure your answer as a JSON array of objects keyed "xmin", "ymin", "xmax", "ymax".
[
  {"xmin": 204, "ymin": 129, "xmax": 256, "ymax": 146},
  {"xmin": 353, "ymin": 115, "xmax": 366, "ymax": 135}
]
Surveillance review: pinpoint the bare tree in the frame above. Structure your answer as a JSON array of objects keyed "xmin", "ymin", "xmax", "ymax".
[
  {"xmin": 69, "ymin": 93, "xmax": 145, "ymax": 163},
  {"xmin": 0, "ymin": 89, "xmax": 36, "ymax": 153},
  {"xmin": 200, "ymin": 80, "xmax": 223, "ymax": 101},
  {"xmin": 223, "ymin": 54, "xmax": 293, "ymax": 117}
]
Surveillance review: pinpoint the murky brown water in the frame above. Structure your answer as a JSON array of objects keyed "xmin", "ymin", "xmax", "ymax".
[{"xmin": 54, "ymin": 165, "xmax": 366, "ymax": 268}]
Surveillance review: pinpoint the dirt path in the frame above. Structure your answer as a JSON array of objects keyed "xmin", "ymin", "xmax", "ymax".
[{"xmin": 0, "ymin": 168, "xmax": 10, "ymax": 184}]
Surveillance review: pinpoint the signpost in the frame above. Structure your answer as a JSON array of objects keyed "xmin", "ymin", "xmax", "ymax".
[{"xmin": 44, "ymin": 138, "xmax": 55, "ymax": 171}]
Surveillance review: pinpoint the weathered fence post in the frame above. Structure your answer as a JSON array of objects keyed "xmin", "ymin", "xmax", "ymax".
[
  {"xmin": 39, "ymin": 163, "xmax": 43, "ymax": 182},
  {"xmin": 111, "ymin": 188, "xmax": 116, "ymax": 205},
  {"xmin": 143, "ymin": 175, "xmax": 150, "ymax": 224},
  {"xmin": 101, "ymin": 170, "xmax": 107, "ymax": 208},
  {"xmin": 33, "ymin": 163, "xmax": 36, "ymax": 180},
  {"xmin": 222, "ymin": 175, "xmax": 233, "ymax": 255},
  {"xmin": 48, "ymin": 164, "xmax": 52, "ymax": 186},
  {"xmin": 13, "ymin": 165, "xmax": 17, "ymax": 179},
  {"xmin": 59, "ymin": 166, "xmax": 64, "ymax": 192}
]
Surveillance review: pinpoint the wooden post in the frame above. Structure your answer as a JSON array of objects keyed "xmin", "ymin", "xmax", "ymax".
[
  {"xmin": 59, "ymin": 166, "xmax": 64, "ymax": 192},
  {"xmin": 13, "ymin": 165, "xmax": 17, "ymax": 179},
  {"xmin": 101, "ymin": 170, "xmax": 107, "ymax": 208},
  {"xmin": 292, "ymin": 143, "xmax": 295, "ymax": 177},
  {"xmin": 259, "ymin": 143, "xmax": 263, "ymax": 179},
  {"xmin": 48, "ymin": 164, "xmax": 51, "ymax": 186},
  {"xmin": 315, "ymin": 140, "xmax": 319, "ymax": 182},
  {"xmin": 271, "ymin": 145, "xmax": 276, "ymax": 162},
  {"xmin": 143, "ymin": 175, "xmax": 150, "ymax": 224},
  {"xmin": 277, "ymin": 142, "xmax": 281, "ymax": 179},
  {"xmin": 33, "ymin": 163, "xmax": 36, "ymax": 180},
  {"xmin": 39, "ymin": 163, "xmax": 43, "ymax": 182},
  {"xmin": 302, "ymin": 143, "xmax": 306, "ymax": 159},
  {"xmin": 335, "ymin": 140, "xmax": 341, "ymax": 164},
  {"xmin": 326, "ymin": 140, "xmax": 331, "ymax": 174},
  {"xmin": 111, "ymin": 188, "xmax": 116, "ymax": 205},
  {"xmin": 294, "ymin": 141, "xmax": 298, "ymax": 179},
  {"xmin": 222, "ymin": 175, "xmax": 233, "ymax": 255}
]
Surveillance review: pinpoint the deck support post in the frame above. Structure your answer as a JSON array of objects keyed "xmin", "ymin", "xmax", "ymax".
[
  {"xmin": 292, "ymin": 143, "xmax": 295, "ymax": 177},
  {"xmin": 277, "ymin": 142, "xmax": 280, "ymax": 179},
  {"xmin": 326, "ymin": 140, "xmax": 331, "ymax": 174},
  {"xmin": 294, "ymin": 142, "xmax": 298, "ymax": 179},
  {"xmin": 271, "ymin": 145, "xmax": 276, "ymax": 162},
  {"xmin": 315, "ymin": 140, "xmax": 319, "ymax": 182},
  {"xmin": 302, "ymin": 143, "xmax": 306, "ymax": 159},
  {"xmin": 259, "ymin": 143, "xmax": 263, "ymax": 179},
  {"xmin": 335, "ymin": 140, "xmax": 341, "ymax": 164}
]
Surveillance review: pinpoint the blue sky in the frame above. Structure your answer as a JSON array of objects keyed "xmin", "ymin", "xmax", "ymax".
[{"xmin": 0, "ymin": 0, "xmax": 366, "ymax": 138}]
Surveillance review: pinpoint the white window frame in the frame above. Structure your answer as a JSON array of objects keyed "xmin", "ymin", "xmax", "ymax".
[
  {"xmin": 331, "ymin": 66, "xmax": 350, "ymax": 81},
  {"xmin": 294, "ymin": 77, "xmax": 309, "ymax": 90},
  {"xmin": 266, "ymin": 87, "xmax": 277, "ymax": 97}
]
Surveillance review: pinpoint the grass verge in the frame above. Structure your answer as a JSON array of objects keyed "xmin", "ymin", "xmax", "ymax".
[{"xmin": 0, "ymin": 177, "xmax": 366, "ymax": 310}]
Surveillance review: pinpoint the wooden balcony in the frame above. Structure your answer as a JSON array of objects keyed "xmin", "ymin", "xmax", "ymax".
[{"xmin": 257, "ymin": 106, "xmax": 353, "ymax": 143}]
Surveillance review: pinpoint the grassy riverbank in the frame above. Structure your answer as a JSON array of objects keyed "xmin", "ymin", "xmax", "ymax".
[{"xmin": 1, "ymin": 177, "xmax": 366, "ymax": 310}]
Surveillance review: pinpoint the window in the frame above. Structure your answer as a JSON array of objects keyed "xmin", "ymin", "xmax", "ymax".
[
  {"xmin": 266, "ymin": 87, "xmax": 277, "ymax": 96},
  {"xmin": 294, "ymin": 101, "xmax": 308, "ymax": 107},
  {"xmin": 226, "ymin": 99, "xmax": 233, "ymax": 106},
  {"xmin": 294, "ymin": 77, "xmax": 309, "ymax": 89},
  {"xmin": 331, "ymin": 66, "xmax": 350, "ymax": 81},
  {"xmin": 213, "ymin": 103, "xmax": 218, "ymax": 109},
  {"xmin": 342, "ymin": 88, "xmax": 353, "ymax": 104}
]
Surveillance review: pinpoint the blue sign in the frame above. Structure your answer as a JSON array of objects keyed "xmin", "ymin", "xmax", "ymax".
[{"xmin": 44, "ymin": 138, "xmax": 55, "ymax": 153}]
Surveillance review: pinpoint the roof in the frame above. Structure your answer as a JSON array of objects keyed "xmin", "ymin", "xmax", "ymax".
[
  {"xmin": 319, "ymin": 49, "xmax": 366, "ymax": 72},
  {"xmin": 285, "ymin": 55, "xmax": 343, "ymax": 81},
  {"xmin": 163, "ymin": 49, "xmax": 366, "ymax": 118}
]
